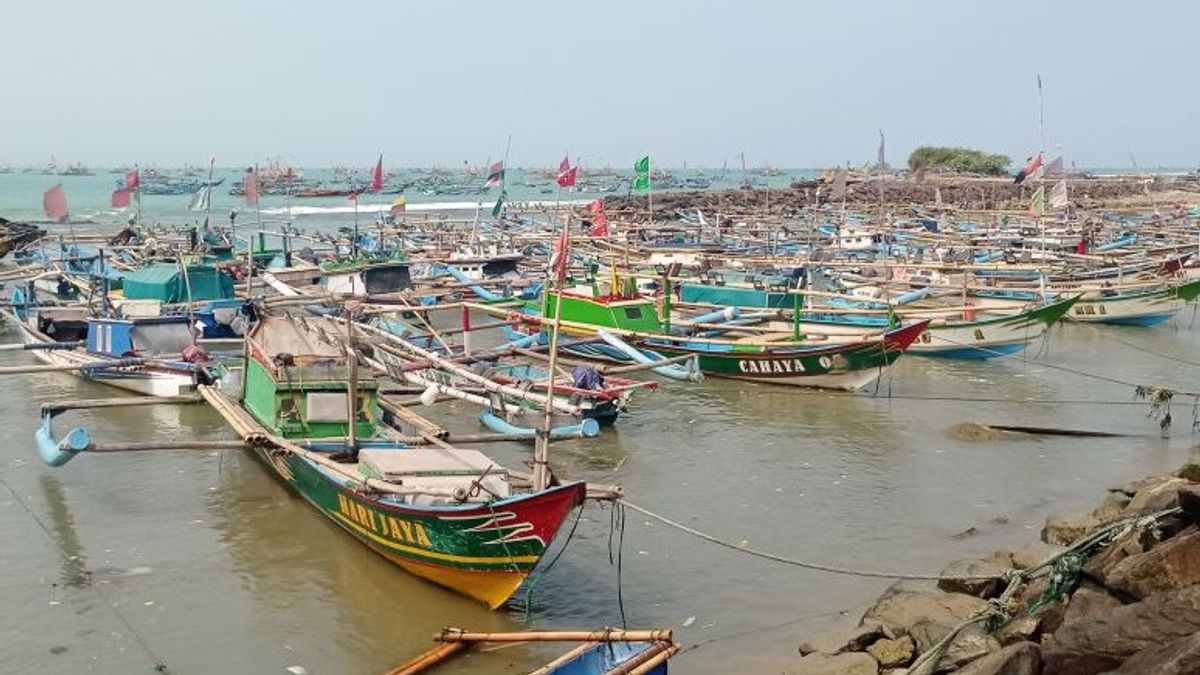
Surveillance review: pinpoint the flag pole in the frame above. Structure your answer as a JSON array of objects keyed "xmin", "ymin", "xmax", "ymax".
[
  {"xmin": 534, "ymin": 211, "xmax": 569, "ymax": 492},
  {"xmin": 205, "ymin": 157, "xmax": 215, "ymax": 230},
  {"xmin": 647, "ymin": 155, "xmax": 653, "ymax": 218},
  {"xmin": 134, "ymin": 163, "xmax": 142, "ymax": 226}
]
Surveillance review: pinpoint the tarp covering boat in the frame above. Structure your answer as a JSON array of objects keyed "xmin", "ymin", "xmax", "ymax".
[{"xmin": 121, "ymin": 264, "xmax": 235, "ymax": 303}]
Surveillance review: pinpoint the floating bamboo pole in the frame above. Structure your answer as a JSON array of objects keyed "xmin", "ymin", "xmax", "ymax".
[
  {"xmin": 0, "ymin": 357, "xmax": 146, "ymax": 375},
  {"xmin": 434, "ymin": 629, "xmax": 673, "ymax": 643},
  {"xmin": 382, "ymin": 641, "xmax": 468, "ymax": 675},
  {"xmin": 41, "ymin": 394, "xmax": 202, "ymax": 414}
]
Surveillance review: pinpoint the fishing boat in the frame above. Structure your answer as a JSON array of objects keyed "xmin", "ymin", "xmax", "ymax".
[
  {"xmin": 202, "ymin": 312, "xmax": 590, "ymax": 607},
  {"xmin": 389, "ymin": 629, "xmax": 678, "ymax": 674},
  {"xmin": 497, "ymin": 289, "xmax": 927, "ymax": 391},
  {"xmin": 1064, "ymin": 278, "xmax": 1200, "ymax": 326},
  {"xmin": 4, "ymin": 289, "xmax": 217, "ymax": 396}
]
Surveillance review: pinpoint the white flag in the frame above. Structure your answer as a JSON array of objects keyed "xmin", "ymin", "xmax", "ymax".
[
  {"xmin": 188, "ymin": 186, "xmax": 211, "ymax": 212},
  {"xmin": 1048, "ymin": 180, "xmax": 1068, "ymax": 211}
]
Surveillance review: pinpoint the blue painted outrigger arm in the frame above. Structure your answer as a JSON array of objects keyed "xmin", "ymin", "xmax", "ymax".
[
  {"xmin": 35, "ymin": 412, "xmax": 92, "ymax": 467},
  {"xmin": 478, "ymin": 410, "xmax": 600, "ymax": 439}
]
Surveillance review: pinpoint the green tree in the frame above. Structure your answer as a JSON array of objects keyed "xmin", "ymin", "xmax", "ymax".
[{"xmin": 907, "ymin": 146, "xmax": 1011, "ymax": 176}]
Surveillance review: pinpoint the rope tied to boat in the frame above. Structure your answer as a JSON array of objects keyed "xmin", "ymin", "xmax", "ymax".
[
  {"xmin": 619, "ymin": 499, "xmax": 991, "ymax": 581},
  {"xmin": 900, "ymin": 507, "xmax": 1180, "ymax": 675},
  {"xmin": 618, "ymin": 500, "xmax": 1182, "ymax": 585}
]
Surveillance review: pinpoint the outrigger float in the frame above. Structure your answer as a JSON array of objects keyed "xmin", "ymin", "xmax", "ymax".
[{"xmin": 34, "ymin": 309, "xmax": 622, "ymax": 608}]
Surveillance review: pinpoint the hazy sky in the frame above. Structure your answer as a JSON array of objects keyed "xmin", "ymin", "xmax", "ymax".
[{"xmin": 4, "ymin": 1, "xmax": 1197, "ymax": 168}]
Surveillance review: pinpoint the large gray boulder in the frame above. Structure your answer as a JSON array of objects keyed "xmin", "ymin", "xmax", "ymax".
[
  {"xmin": 1175, "ymin": 448, "xmax": 1200, "ymax": 482},
  {"xmin": 936, "ymin": 624, "xmax": 999, "ymax": 672},
  {"xmin": 861, "ymin": 581, "xmax": 990, "ymax": 653},
  {"xmin": 1104, "ymin": 526, "xmax": 1200, "ymax": 600},
  {"xmin": 991, "ymin": 541, "xmax": 1065, "ymax": 571},
  {"xmin": 1106, "ymin": 631, "xmax": 1200, "ymax": 674},
  {"xmin": 937, "ymin": 558, "xmax": 1010, "ymax": 598},
  {"xmin": 1081, "ymin": 530, "xmax": 1149, "ymax": 588},
  {"xmin": 1091, "ymin": 490, "xmax": 1131, "ymax": 522},
  {"xmin": 789, "ymin": 651, "xmax": 879, "ymax": 675},
  {"xmin": 1123, "ymin": 476, "xmax": 1189, "ymax": 515},
  {"xmin": 1060, "ymin": 582, "xmax": 1123, "ymax": 629},
  {"xmin": 1041, "ymin": 584, "xmax": 1200, "ymax": 675},
  {"xmin": 1179, "ymin": 484, "xmax": 1200, "ymax": 524},
  {"xmin": 798, "ymin": 621, "xmax": 889, "ymax": 656},
  {"xmin": 953, "ymin": 641, "xmax": 1042, "ymax": 675},
  {"xmin": 1041, "ymin": 511, "xmax": 1100, "ymax": 546}
]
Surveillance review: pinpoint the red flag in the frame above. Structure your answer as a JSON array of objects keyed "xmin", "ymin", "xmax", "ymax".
[
  {"xmin": 485, "ymin": 161, "xmax": 504, "ymax": 185},
  {"xmin": 1023, "ymin": 153, "xmax": 1043, "ymax": 176},
  {"xmin": 549, "ymin": 228, "xmax": 570, "ymax": 281},
  {"xmin": 110, "ymin": 187, "xmax": 133, "ymax": 208},
  {"xmin": 348, "ymin": 191, "xmax": 359, "ymax": 202},
  {"xmin": 43, "ymin": 184, "xmax": 69, "ymax": 222},
  {"xmin": 587, "ymin": 198, "xmax": 609, "ymax": 229},
  {"xmin": 371, "ymin": 155, "xmax": 383, "ymax": 194},
  {"xmin": 125, "ymin": 168, "xmax": 140, "ymax": 190},
  {"xmin": 556, "ymin": 156, "xmax": 577, "ymax": 188},
  {"xmin": 243, "ymin": 168, "xmax": 259, "ymax": 206}
]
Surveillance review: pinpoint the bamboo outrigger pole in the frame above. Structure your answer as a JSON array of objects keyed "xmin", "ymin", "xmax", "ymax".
[{"xmin": 533, "ymin": 212, "xmax": 571, "ymax": 491}]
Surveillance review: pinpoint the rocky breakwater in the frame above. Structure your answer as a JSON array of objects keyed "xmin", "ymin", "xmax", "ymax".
[{"xmin": 790, "ymin": 449, "xmax": 1200, "ymax": 675}]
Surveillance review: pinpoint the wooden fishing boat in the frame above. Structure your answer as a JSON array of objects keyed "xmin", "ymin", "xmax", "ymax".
[
  {"xmin": 499, "ymin": 290, "xmax": 927, "ymax": 391},
  {"xmin": 210, "ymin": 312, "xmax": 589, "ymax": 608},
  {"xmin": 1065, "ymin": 278, "xmax": 1200, "ymax": 326},
  {"xmin": 388, "ymin": 629, "xmax": 679, "ymax": 675},
  {"xmin": 3, "ymin": 295, "xmax": 215, "ymax": 396}
]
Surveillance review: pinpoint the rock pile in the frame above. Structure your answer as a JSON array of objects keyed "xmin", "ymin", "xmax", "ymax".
[
  {"xmin": 601, "ymin": 174, "xmax": 1200, "ymax": 217},
  {"xmin": 791, "ymin": 449, "xmax": 1200, "ymax": 674}
]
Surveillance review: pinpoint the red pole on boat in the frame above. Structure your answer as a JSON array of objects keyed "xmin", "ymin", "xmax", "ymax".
[{"xmin": 461, "ymin": 304, "xmax": 471, "ymax": 356}]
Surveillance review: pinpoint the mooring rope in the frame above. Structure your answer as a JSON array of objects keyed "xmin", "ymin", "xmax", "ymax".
[
  {"xmin": 619, "ymin": 500, "xmax": 1181, "ymax": 588},
  {"xmin": 618, "ymin": 500, "xmax": 992, "ymax": 581},
  {"xmin": 932, "ymin": 334, "xmax": 1200, "ymax": 397},
  {"xmin": 0, "ymin": 475, "xmax": 169, "ymax": 672},
  {"xmin": 1080, "ymin": 323, "xmax": 1200, "ymax": 367}
]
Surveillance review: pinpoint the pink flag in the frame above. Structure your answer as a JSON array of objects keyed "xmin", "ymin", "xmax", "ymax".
[
  {"xmin": 126, "ymin": 168, "xmax": 140, "ymax": 190},
  {"xmin": 549, "ymin": 228, "xmax": 571, "ymax": 281},
  {"xmin": 556, "ymin": 156, "xmax": 577, "ymax": 188},
  {"xmin": 111, "ymin": 187, "xmax": 133, "ymax": 208},
  {"xmin": 371, "ymin": 155, "xmax": 383, "ymax": 193},
  {"xmin": 243, "ymin": 168, "xmax": 259, "ymax": 206},
  {"xmin": 485, "ymin": 161, "xmax": 505, "ymax": 186},
  {"xmin": 588, "ymin": 196, "xmax": 609, "ymax": 230},
  {"xmin": 43, "ymin": 184, "xmax": 69, "ymax": 222}
]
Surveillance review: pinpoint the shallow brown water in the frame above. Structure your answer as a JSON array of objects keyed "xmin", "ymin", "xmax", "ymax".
[{"xmin": 2, "ymin": 313, "xmax": 1199, "ymax": 674}]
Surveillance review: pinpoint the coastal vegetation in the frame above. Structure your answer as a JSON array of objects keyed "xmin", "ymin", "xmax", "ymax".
[{"xmin": 907, "ymin": 146, "xmax": 1011, "ymax": 176}]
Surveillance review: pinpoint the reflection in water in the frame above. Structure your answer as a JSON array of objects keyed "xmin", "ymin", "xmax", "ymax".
[
  {"xmin": 37, "ymin": 474, "xmax": 90, "ymax": 588},
  {"xmin": 203, "ymin": 450, "xmax": 542, "ymax": 672}
]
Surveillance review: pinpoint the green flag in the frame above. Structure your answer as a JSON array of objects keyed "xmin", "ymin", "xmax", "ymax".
[
  {"xmin": 633, "ymin": 155, "xmax": 650, "ymax": 191},
  {"xmin": 491, "ymin": 190, "xmax": 506, "ymax": 218},
  {"xmin": 1028, "ymin": 185, "xmax": 1045, "ymax": 218}
]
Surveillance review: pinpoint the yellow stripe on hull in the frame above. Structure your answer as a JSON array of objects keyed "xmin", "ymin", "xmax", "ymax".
[{"xmin": 378, "ymin": 546, "xmax": 529, "ymax": 609}]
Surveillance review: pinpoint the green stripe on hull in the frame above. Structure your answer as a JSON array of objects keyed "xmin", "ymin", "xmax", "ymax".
[{"xmin": 267, "ymin": 447, "xmax": 553, "ymax": 571}]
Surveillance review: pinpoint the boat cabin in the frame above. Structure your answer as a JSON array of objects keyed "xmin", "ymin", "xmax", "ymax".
[
  {"xmin": 87, "ymin": 315, "xmax": 195, "ymax": 357},
  {"xmin": 543, "ymin": 290, "xmax": 664, "ymax": 334},
  {"xmin": 321, "ymin": 260, "xmax": 413, "ymax": 296},
  {"xmin": 242, "ymin": 316, "xmax": 379, "ymax": 440}
]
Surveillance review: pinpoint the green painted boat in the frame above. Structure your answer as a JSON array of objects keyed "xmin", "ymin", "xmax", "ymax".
[
  {"xmin": 538, "ymin": 291, "xmax": 928, "ymax": 390},
  {"xmin": 216, "ymin": 314, "xmax": 587, "ymax": 608}
]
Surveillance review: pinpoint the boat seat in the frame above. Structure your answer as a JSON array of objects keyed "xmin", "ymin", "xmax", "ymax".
[{"xmin": 358, "ymin": 446, "xmax": 511, "ymax": 503}]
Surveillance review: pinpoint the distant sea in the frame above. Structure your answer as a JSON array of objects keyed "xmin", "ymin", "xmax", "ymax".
[
  {"xmin": 0, "ymin": 167, "xmax": 815, "ymax": 234},
  {"xmin": 0, "ymin": 165, "xmax": 1190, "ymax": 235}
]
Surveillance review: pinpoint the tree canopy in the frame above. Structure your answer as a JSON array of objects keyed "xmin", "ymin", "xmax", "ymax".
[{"xmin": 907, "ymin": 146, "xmax": 1011, "ymax": 176}]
